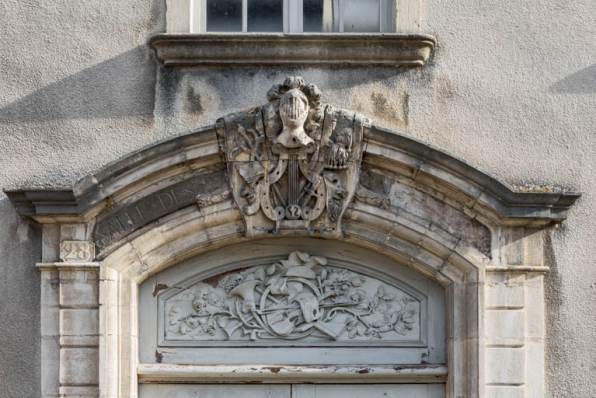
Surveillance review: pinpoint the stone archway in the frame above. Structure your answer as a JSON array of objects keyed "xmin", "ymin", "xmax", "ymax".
[{"xmin": 6, "ymin": 77, "xmax": 579, "ymax": 398}]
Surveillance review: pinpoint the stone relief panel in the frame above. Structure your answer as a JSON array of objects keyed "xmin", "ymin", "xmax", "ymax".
[
  {"xmin": 215, "ymin": 76, "xmax": 371, "ymax": 237},
  {"xmin": 159, "ymin": 252, "xmax": 423, "ymax": 346}
]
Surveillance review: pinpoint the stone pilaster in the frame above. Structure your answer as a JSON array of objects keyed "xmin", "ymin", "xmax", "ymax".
[
  {"xmin": 485, "ymin": 227, "xmax": 547, "ymax": 398},
  {"xmin": 58, "ymin": 262, "xmax": 100, "ymax": 398},
  {"xmin": 38, "ymin": 262, "xmax": 100, "ymax": 398}
]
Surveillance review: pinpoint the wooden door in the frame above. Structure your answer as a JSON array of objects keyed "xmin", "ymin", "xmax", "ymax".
[{"xmin": 139, "ymin": 384, "xmax": 445, "ymax": 397}]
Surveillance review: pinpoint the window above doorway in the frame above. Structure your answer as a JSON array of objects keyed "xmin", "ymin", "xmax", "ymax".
[
  {"xmin": 200, "ymin": 0, "xmax": 393, "ymax": 34},
  {"xmin": 155, "ymin": 0, "xmax": 435, "ymax": 67}
]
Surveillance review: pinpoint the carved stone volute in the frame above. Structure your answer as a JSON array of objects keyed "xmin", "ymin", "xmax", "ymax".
[{"xmin": 215, "ymin": 76, "xmax": 372, "ymax": 237}]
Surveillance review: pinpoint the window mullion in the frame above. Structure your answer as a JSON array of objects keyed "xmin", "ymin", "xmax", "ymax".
[
  {"xmin": 286, "ymin": 0, "xmax": 303, "ymax": 33},
  {"xmin": 242, "ymin": 0, "xmax": 248, "ymax": 32},
  {"xmin": 190, "ymin": 0, "xmax": 206, "ymax": 33},
  {"xmin": 337, "ymin": 0, "xmax": 344, "ymax": 33},
  {"xmin": 283, "ymin": 0, "xmax": 289, "ymax": 33},
  {"xmin": 201, "ymin": 0, "xmax": 207, "ymax": 32},
  {"xmin": 379, "ymin": 0, "xmax": 387, "ymax": 32}
]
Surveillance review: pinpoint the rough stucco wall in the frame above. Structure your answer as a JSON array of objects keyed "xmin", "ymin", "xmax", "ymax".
[
  {"xmin": 0, "ymin": 1, "xmax": 165, "ymax": 397},
  {"xmin": 420, "ymin": 3, "xmax": 596, "ymax": 397},
  {"xmin": 0, "ymin": 0, "xmax": 595, "ymax": 397}
]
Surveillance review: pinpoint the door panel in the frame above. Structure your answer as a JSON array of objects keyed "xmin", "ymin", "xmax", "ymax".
[
  {"xmin": 139, "ymin": 384, "xmax": 445, "ymax": 398},
  {"xmin": 139, "ymin": 384, "xmax": 291, "ymax": 397},
  {"xmin": 293, "ymin": 384, "xmax": 445, "ymax": 398}
]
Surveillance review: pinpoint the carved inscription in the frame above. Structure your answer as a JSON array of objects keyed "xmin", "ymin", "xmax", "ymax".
[
  {"xmin": 162, "ymin": 252, "xmax": 421, "ymax": 344},
  {"xmin": 93, "ymin": 171, "xmax": 225, "ymax": 250}
]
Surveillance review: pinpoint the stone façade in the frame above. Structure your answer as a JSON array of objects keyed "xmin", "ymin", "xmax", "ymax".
[{"xmin": 3, "ymin": 77, "xmax": 582, "ymax": 398}]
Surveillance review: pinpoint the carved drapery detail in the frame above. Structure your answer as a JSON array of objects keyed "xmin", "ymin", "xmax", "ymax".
[
  {"xmin": 162, "ymin": 252, "xmax": 420, "ymax": 344},
  {"xmin": 215, "ymin": 77, "xmax": 371, "ymax": 237}
]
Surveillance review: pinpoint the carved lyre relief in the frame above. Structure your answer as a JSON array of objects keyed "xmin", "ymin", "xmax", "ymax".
[
  {"xmin": 163, "ymin": 252, "xmax": 420, "ymax": 344},
  {"xmin": 215, "ymin": 76, "xmax": 371, "ymax": 237}
]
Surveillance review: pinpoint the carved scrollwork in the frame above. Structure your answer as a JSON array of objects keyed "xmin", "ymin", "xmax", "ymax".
[
  {"xmin": 215, "ymin": 76, "xmax": 371, "ymax": 237},
  {"xmin": 164, "ymin": 252, "xmax": 420, "ymax": 343}
]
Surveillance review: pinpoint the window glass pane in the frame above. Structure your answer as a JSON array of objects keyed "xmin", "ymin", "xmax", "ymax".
[
  {"xmin": 343, "ymin": 0, "xmax": 380, "ymax": 32},
  {"xmin": 303, "ymin": 0, "xmax": 324, "ymax": 32},
  {"xmin": 247, "ymin": 0, "xmax": 283, "ymax": 32},
  {"xmin": 207, "ymin": 0, "xmax": 242, "ymax": 32}
]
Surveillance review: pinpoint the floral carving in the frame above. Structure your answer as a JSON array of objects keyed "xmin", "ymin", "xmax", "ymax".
[{"xmin": 165, "ymin": 252, "xmax": 419, "ymax": 342}]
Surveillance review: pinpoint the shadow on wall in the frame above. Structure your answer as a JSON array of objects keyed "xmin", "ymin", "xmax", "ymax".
[
  {"xmin": 0, "ymin": 46, "xmax": 156, "ymax": 123},
  {"xmin": 0, "ymin": 197, "xmax": 42, "ymax": 398},
  {"xmin": 550, "ymin": 63, "xmax": 596, "ymax": 94}
]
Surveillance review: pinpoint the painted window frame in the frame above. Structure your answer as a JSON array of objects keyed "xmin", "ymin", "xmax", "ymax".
[
  {"xmin": 191, "ymin": 0, "xmax": 392, "ymax": 33},
  {"xmin": 166, "ymin": 0, "xmax": 420, "ymax": 34}
]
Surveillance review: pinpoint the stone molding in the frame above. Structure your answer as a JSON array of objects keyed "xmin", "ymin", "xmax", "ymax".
[
  {"xmin": 149, "ymin": 33, "xmax": 436, "ymax": 67},
  {"xmin": 137, "ymin": 364, "xmax": 448, "ymax": 384},
  {"xmin": 4, "ymin": 127, "xmax": 579, "ymax": 228}
]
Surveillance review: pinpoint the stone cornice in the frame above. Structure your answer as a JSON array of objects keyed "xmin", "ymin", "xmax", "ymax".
[
  {"xmin": 36, "ymin": 262, "xmax": 101, "ymax": 271},
  {"xmin": 4, "ymin": 126, "xmax": 581, "ymax": 226},
  {"xmin": 366, "ymin": 128, "xmax": 582, "ymax": 225},
  {"xmin": 149, "ymin": 33, "xmax": 436, "ymax": 67}
]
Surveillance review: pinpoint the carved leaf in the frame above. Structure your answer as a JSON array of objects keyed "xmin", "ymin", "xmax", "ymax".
[
  {"xmin": 403, "ymin": 310, "xmax": 416, "ymax": 324},
  {"xmin": 255, "ymin": 267, "xmax": 266, "ymax": 281},
  {"xmin": 356, "ymin": 324, "xmax": 366, "ymax": 336},
  {"xmin": 320, "ymin": 269, "xmax": 328, "ymax": 280},
  {"xmin": 372, "ymin": 320, "xmax": 385, "ymax": 328},
  {"xmin": 394, "ymin": 323, "xmax": 408, "ymax": 336},
  {"xmin": 266, "ymin": 263, "xmax": 277, "ymax": 275},
  {"xmin": 388, "ymin": 311, "xmax": 399, "ymax": 324},
  {"xmin": 296, "ymin": 251, "xmax": 311, "ymax": 262},
  {"xmin": 216, "ymin": 316, "xmax": 229, "ymax": 328},
  {"xmin": 350, "ymin": 276, "xmax": 365, "ymax": 287}
]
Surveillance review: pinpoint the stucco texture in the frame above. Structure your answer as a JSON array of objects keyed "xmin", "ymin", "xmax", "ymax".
[
  {"xmin": 0, "ymin": 1, "xmax": 165, "ymax": 397},
  {"xmin": 0, "ymin": 0, "xmax": 595, "ymax": 397}
]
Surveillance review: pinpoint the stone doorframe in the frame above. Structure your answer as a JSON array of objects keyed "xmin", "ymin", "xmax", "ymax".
[{"xmin": 6, "ymin": 126, "xmax": 579, "ymax": 398}]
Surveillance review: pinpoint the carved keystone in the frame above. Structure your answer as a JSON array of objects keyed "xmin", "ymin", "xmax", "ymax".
[{"xmin": 216, "ymin": 77, "xmax": 371, "ymax": 237}]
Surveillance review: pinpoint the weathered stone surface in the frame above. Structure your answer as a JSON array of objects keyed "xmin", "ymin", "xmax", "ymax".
[
  {"xmin": 150, "ymin": 34, "xmax": 436, "ymax": 67},
  {"xmin": 217, "ymin": 76, "xmax": 371, "ymax": 237},
  {"xmin": 0, "ymin": 3, "xmax": 591, "ymax": 395},
  {"xmin": 486, "ymin": 347, "xmax": 525, "ymax": 385},
  {"xmin": 357, "ymin": 166, "xmax": 492, "ymax": 257},
  {"xmin": 486, "ymin": 385, "xmax": 525, "ymax": 398},
  {"xmin": 486, "ymin": 310, "xmax": 525, "ymax": 347},
  {"xmin": 162, "ymin": 251, "xmax": 422, "ymax": 344},
  {"xmin": 486, "ymin": 273, "xmax": 525, "ymax": 309},
  {"xmin": 93, "ymin": 171, "xmax": 224, "ymax": 249},
  {"xmin": 60, "ymin": 347, "xmax": 99, "ymax": 385}
]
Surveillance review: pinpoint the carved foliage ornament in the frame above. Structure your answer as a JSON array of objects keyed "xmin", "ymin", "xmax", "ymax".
[
  {"xmin": 164, "ymin": 252, "xmax": 420, "ymax": 344},
  {"xmin": 215, "ymin": 77, "xmax": 371, "ymax": 237}
]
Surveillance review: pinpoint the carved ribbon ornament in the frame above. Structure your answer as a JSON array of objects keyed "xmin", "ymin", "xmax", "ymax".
[{"xmin": 215, "ymin": 76, "xmax": 371, "ymax": 237}]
